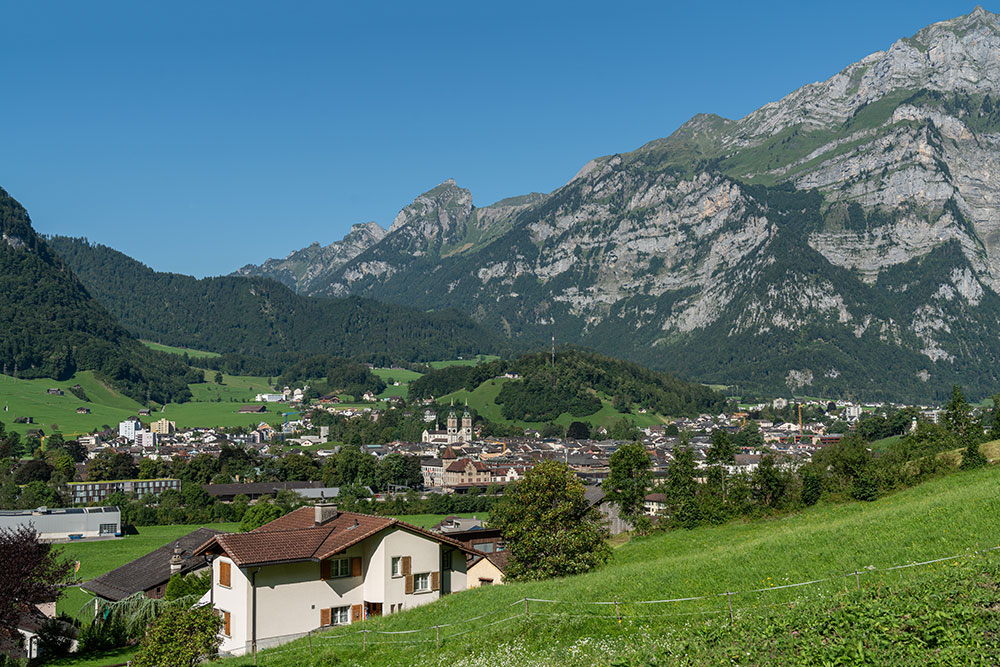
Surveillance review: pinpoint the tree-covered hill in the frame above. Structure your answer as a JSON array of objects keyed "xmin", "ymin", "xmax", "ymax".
[
  {"xmin": 48, "ymin": 236, "xmax": 503, "ymax": 364},
  {"xmin": 409, "ymin": 347, "xmax": 728, "ymax": 419},
  {"xmin": 0, "ymin": 188, "xmax": 196, "ymax": 403}
]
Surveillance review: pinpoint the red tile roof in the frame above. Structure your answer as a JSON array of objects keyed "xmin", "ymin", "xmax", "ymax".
[
  {"xmin": 193, "ymin": 507, "xmax": 477, "ymax": 567},
  {"xmin": 445, "ymin": 458, "xmax": 488, "ymax": 473}
]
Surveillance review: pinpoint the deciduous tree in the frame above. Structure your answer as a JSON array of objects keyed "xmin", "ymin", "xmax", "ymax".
[
  {"xmin": 0, "ymin": 526, "xmax": 72, "ymax": 648},
  {"xmin": 130, "ymin": 606, "xmax": 222, "ymax": 667},
  {"xmin": 603, "ymin": 442, "xmax": 651, "ymax": 521},
  {"xmin": 492, "ymin": 460, "xmax": 611, "ymax": 581}
]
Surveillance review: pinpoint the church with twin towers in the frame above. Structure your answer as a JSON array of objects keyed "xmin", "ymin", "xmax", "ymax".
[{"xmin": 420, "ymin": 400, "xmax": 473, "ymax": 445}]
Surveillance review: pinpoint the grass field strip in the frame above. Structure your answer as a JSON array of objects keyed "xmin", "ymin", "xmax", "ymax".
[{"xmin": 218, "ymin": 541, "xmax": 1000, "ymax": 663}]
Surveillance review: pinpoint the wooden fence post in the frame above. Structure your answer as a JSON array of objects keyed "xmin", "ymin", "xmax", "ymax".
[
  {"xmin": 308, "ymin": 630, "xmax": 312, "ymax": 657},
  {"xmin": 435, "ymin": 625, "xmax": 440, "ymax": 648},
  {"xmin": 727, "ymin": 592, "xmax": 734, "ymax": 624},
  {"xmin": 363, "ymin": 628, "xmax": 367, "ymax": 651},
  {"xmin": 615, "ymin": 598, "xmax": 621, "ymax": 624},
  {"xmin": 525, "ymin": 598, "xmax": 530, "ymax": 618}
]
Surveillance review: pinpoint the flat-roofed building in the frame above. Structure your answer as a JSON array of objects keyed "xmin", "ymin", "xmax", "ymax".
[
  {"xmin": 0, "ymin": 506, "xmax": 121, "ymax": 541},
  {"xmin": 67, "ymin": 478, "xmax": 180, "ymax": 504},
  {"xmin": 150, "ymin": 419, "xmax": 176, "ymax": 435}
]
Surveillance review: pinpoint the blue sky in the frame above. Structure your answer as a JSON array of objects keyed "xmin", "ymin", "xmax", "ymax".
[{"xmin": 0, "ymin": 1, "xmax": 987, "ymax": 276}]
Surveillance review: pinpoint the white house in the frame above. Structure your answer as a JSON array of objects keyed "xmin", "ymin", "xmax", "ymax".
[
  {"xmin": 193, "ymin": 505, "xmax": 475, "ymax": 656},
  {"xmin": 118, "ymin": 417, "xmax": 142, "ymax": 441}
]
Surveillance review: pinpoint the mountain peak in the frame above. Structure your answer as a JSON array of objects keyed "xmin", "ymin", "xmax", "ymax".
[{"xmin": 389, "ymin": 180, "xmax": 474, "ymax": 234}]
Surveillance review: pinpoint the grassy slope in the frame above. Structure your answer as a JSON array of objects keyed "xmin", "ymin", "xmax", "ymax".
[
  {"xmin": 0, "ymin": 369, "xmax": 285, "ymax": 434},
  {"xmin": 439, "ymin": 378, "xmax": 670, "ymax": 430},
  {"xmin": 0, "ymin": 371, "xmax": 144, "ymax": 435},
  {"xmin": 217, "ymin": 465, "xmax": 1000, "ymax": 666},
  {"xmin": 57, "ymin": 523, "xmax": 241, "ymax": 620},
  {"xmin": 141, "ymin": 340, "xmax": 221, "ymax": 359},
  {"xmin": 373, "ymin": 368, "xmax": 424, "ymax": 399},
  {"xmin": 158, "ymin": 371, "xmax": 285, "ymax": 429},
  {"xmin": 428, "ymin": 355, "xmax": 500, "ymax": 369}
]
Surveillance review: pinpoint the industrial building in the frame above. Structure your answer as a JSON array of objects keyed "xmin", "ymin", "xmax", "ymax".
[{"xmin": 0, "ymin": 506, "xmax": 121, "ymax": 541}]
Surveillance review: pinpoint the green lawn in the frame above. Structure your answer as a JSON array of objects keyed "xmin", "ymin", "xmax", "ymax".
[
  {"xmin": 216, "ymin": 465, "xmax": 1000, "ymax": 666},
  {"xmin": 57, "ymin": 522, "xmax": 241, "ymax": 620},
  {"xmin": 47, "ymin": 647, "xmax": 138, "ymax": 667},
  {"xmin": 141, "ymin": 340, "xmax": 221, "ymax": 359}
]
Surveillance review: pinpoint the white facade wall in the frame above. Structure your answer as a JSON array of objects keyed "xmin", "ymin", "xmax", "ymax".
[
  {"xmin": 213, "ymin": 527, "xmax": 468, "ymax": 656},
  {"xmin": 118, "ymin": 419, "xmax": 141, "ymax": 441}
]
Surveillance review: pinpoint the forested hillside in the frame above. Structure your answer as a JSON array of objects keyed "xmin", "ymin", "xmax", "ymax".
[
  {"xmin": 409, "ymin": 348, "xmax": 728, "ymax": 419},
  {"xmin": 49, "ymin": 236, "xmax": 502, "ymax": 363},
  {"xmin": 0, "ymin": 188, "xmax": 197, "ymax": 403}
]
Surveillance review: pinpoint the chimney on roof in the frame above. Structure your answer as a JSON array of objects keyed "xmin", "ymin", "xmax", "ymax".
[
  {"xmin": 314, "ymin": 503, "xmax": 339, "ymax": 526},
  {"xmin": 169, "ymin": 546, "xmax": 183, "ymax": 574}
]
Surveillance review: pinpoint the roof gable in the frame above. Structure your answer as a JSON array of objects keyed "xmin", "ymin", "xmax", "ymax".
[{"xmin": 193, "ymin": 507, "xmax": 479, "ymax": 567}]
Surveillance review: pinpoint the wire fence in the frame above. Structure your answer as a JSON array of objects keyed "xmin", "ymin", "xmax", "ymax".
[{"xmin": 118, "ymin": 542, "xmax": 1000, "ymax": 664}]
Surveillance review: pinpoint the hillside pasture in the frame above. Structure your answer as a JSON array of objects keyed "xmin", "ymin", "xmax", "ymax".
[
  {"xmin": 0, "ymin": 371, "xmax": 143, "ymax": 435},
  {"xmin": 141, "ymin": 340, "xmax": 221, "ymax": 359},
  {"xmin": 216, "ymin": 465, "xmax": 1000, "ymax": 666}
]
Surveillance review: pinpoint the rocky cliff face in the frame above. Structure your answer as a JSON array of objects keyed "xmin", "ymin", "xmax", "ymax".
[
  {"xmin": 235, "ymin": 8, "xmax": 1000, "ymax": 401},
  {"xmin": 236, "ymin": 221, "xmax": 386, "ymax": 293}
]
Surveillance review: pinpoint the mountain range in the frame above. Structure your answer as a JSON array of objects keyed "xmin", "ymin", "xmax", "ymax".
[{"xmin": 237, "ymin": 7, "xmax": 1000, "ymax": 402}]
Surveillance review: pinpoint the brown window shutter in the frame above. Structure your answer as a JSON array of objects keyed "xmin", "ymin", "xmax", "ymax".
[
  {"xmin": 431, "ymin": 571, "xmax": 440, "ymax": 591},
  {"xmin": 351, "ymin": 604, "xmax": 362, "ymax": 622},
  {"xmin": 401, "ymin": 556, "xmax": 411, "ymax": 576},
  {"xmin": 320, "ymin": 607, "xmax": 331, "ymax": 626},
  {"xmin": 223, "ymin": 611, "xmax": 231, "ymax": 636},
  {"xmin": 219, "ymin": 561, "xmax": 231, "ymax": 587},
  {"xmin": 405, "ymin": 574, "xmax": 414, "ymax": 594},
  {"xmin": 320, "ymin": 559, "xmax": 331, "ymax": 580},
  {"xmin": 351, "ymin": 556, "xmax": 362, "ymax": 577}
]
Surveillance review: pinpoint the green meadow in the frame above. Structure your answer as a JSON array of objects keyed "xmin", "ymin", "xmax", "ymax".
[
  {"xmin": 0, "ymin": 371, "xmax": 143, "ymax": 435},
  {"xmin": 428, "ymin": 355, "xmax": 500, "ymax": 369},
  {"xmin": 373, "ymin": 367, "xmax": 424, "ymax": 399},
  {"xmin": 141, "ymin": 340, "xmax": 221, "ymax": 359},
  {"xmin": 213, "ymin": 465, "xmax": 1000, "ymax": 666}
]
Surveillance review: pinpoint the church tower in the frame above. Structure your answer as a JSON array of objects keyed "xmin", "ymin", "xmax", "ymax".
[
  {"xmin": 446, "ymin": 400, "xmax": 458, "ymax": 442},
  {"xmin": 461, "ymin": 399, "xmax": 473, "ymax": 443}
]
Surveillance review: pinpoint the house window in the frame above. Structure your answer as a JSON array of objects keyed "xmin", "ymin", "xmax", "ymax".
[
  {"xmin": 414, "ymin": 573, "xmax": 430, "ymax": 592},
  {"xmin": 391, "ymin": 556, "xmax": 402, "ymax": 577},
  {"xmin": 330, "ymin": 558, "xmax": 350, "ymax": 578},
  {"xmin": 479, "ymin": 578, "xmax": 494, "ymax": 586},
  {"xmin": 332, "ymin": 606, "xmax": 350, "ymax": 625},
  {"xmin": 219, "ymin": 561, "xmax": 231, "ymax": 588},
  {"xmin": 475, "ymin": 542, "xmax": 495, "ymax": 553},
  {"xmin": 221, "ymin": 610, "xmax": 231, "ymax": 636}
]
